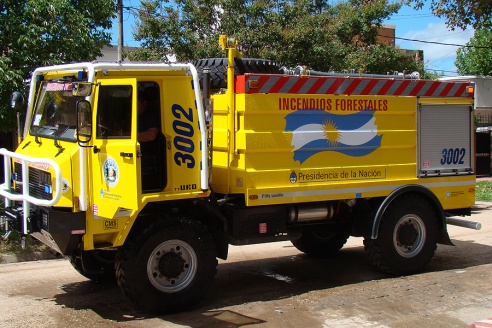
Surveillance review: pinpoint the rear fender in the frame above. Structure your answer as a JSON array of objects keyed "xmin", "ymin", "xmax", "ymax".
[{"xmin": 371, "ymin": 185, "xmax": 453, "ymax": 246}]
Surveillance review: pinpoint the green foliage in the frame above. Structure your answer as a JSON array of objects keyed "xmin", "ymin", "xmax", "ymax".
[
  {"xmin": 129, "ymin": 0, "xmax": 427, "ymax": 77},
  {"xmin": 421, "ymin": 70, "xmax": 444, "ymax": 80},
  {"xmin": 344, "ymin": 45, "xmax": 423, "ymax": 75},
  {"xmin": 476, "ymin": 180, "xmax": 492, "ymax": 201},
  {"xmin": 0, "ymin": 0, "xmax": 116, "ymax": 133},
  {"xmin": 406, "ymin": 0, "xmax": 492, "ymax": 30},
  {"xmin": 455, "ymin": 28, "xmax": 492, "ymax": 76}
]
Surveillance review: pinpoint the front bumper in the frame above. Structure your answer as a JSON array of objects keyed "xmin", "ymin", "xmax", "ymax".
[{"xmin": 5, "ymin": 206, "xmax": 85, "ymax": 255}]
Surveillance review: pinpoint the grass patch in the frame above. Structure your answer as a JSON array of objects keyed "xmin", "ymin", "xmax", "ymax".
[
  {"xmin": 476, "ymin": 180, "xmax": 492, "ymax": 201},
  {"xmin": 0, "ymin": 229, "xmax": 48, "ymax": 256}
]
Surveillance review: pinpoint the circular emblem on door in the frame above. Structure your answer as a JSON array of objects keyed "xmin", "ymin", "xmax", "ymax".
[{"xmin": 103, "ymin": 157, "xmax": 119, "ymax": 188}]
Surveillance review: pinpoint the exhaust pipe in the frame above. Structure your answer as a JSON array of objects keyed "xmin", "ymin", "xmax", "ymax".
[
  {"xmin": 288, "ymin": 203, "xmax": 335, "ymax": 223},
  {"xmin": 446, "ymin": 217, "xmax": 482, "ymax": 230}
]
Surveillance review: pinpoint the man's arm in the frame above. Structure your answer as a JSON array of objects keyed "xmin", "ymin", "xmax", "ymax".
[{"xmin": 138, "ymin": 127, "xmax": 158, "ymax": 142}]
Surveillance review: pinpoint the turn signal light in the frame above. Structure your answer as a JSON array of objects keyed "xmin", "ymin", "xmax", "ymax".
[{"xmin": 249, "ymin": 80, "xmax": 259, "ymax": 89}]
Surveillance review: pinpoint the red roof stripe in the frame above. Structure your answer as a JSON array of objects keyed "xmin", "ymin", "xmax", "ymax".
[
  {"xmin": 394, "ymin": 80, "xmax": 411, "ymax": 96},
  {"xmin": 288, "ymin": 78, "xmax": 309, "ymax": 93},
  {"xmin": 453, "ymin": 83, "xmax": 467, "ymax": 97},
  {"xmin": 377, "ymin": 80, "xmax": 394, "ymax": 95},
  {"xmin": 240, "ymin": 74, "xmax": 472, "ymax": 98},
  {"xmin": 361, "ymin": 79, "xmax": 378, "ymax": 95},
  {"xmin": 343, "ymin": 79, "xmax": 362, "ymax": 95},
  {"xmin": 424, "ymin": 81, "xmax": 440, "ymax": 97},
  {"xmin": 268, "ymin": 76, "xmax": 289, "ymax": 93},
  {"xmin": 408, "ymin": 81, "xmax": 426, "ymax": 96},
  {"xmin": 307, "ymin": 77, "xmax": 326, "ymax": 94},
  {"xmin": 326, "ymin": 78, "xmax": 344, "ymax": 94},
  {"xmin": 439, "ymin": 82, "xmax": 454, "ymax": 97}
]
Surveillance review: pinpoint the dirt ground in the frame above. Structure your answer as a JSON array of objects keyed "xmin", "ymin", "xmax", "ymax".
[{"xmin": 0, "ymin": 202, "xmax": 491, "ymax": 327}]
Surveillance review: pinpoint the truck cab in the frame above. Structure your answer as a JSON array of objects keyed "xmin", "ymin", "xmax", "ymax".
[{"xmin": 1, "ymin": 63, "xmax": 211, "ymax": 254}]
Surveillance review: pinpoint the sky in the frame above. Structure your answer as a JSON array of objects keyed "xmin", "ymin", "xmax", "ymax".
[
  {"xmin": 110, "ymin": 1, "xmax": 475, "ymax": 77},
  {"xmin": 383, "ymin": 3, "xmax": 475, "ymax": 77}
]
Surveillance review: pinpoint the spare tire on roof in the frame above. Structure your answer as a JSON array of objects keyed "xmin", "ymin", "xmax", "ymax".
[{"xmin": 192, "ymin": 58, "xmax": 281, "ymax": 89}]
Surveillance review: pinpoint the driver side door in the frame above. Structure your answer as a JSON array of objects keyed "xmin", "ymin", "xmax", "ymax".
[{"xmin": 89, "ymin": 78, "xmax": 140, "ymax": 219}]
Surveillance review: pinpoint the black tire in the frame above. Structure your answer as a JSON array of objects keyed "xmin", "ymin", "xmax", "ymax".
[
  {"xmin": 69, "ymin": 249, "xmax": 117, "ymax": 283},
  {"xmin": 115, "ymin": 216, "xmax": 217, "ymax": 314},
  {"xmin": 364, "ymin": 194, "xmax": 438, "ymax": 275},
  {"xmin": 193, "ymin": 57, "xmax": 281, "ymax": 89},
  {"xmin": 291, "ymin": 226, "xmax": 350, "ymax": 257}
]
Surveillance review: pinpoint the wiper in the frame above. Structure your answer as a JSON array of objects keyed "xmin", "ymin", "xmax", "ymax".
[
  {"xmin": 53, "ymin": 127, "xmax": 65, "ymax": 157},
  {"xmin": 34, "ymin": 129, "xmax": 42, "ymax": 145},
  {"xmin": 53, "ymin": 78, "xmax": 73, "ymax": 83}
]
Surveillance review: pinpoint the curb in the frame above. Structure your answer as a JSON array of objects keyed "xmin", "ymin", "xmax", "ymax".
[
  {"xmin": 473, "ymin": 201, "xmax": 492, "ymax": 210},
  {"xmin": 472, "ymin": 318, "xmax": 492, "ymax": 328},
  {"xmin": 0, "ymin": 251, "xmax": 61, "ymax": 264}
]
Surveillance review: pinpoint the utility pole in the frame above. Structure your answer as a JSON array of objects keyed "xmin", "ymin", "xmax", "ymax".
[{"xmin": 117, "ymin": 0, "xmax": 124, "ymax": 62}]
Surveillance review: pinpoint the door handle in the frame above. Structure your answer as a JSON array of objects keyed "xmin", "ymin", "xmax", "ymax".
[{"xmin": 120, "ymin": 152, "xmax": 133, "ymax": 158}]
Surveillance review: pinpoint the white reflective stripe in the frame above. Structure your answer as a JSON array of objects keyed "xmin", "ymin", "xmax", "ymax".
[
  {"xmin": 257, "ymin": 179, "xmax": 475, "ymax": 199},
  {"xmin": 79, "ymin": 147, "xmax": 87, "ymax": 211}
]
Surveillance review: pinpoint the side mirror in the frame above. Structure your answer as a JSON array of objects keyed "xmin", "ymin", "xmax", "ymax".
[
  {"xmin": 72, "ymin": 82, "xmax": 93, "ymax": 97},
  {"xmin": 76, "ymin": 100, "xmax": 92, "ymax": 143},
  {"xmin": 10, "ymin": 91, "xmax": 24, "ymax": 111}
]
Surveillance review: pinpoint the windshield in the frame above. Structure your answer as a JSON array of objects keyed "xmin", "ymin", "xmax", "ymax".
[{"xmin": 30, "ymin": 81, "xmax": 84, "ymax": 142}]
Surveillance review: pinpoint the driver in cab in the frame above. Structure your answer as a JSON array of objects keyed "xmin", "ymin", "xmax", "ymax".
[{"xmin": 137, "ymin": 93, "xmax": 158, "ymax": 142}]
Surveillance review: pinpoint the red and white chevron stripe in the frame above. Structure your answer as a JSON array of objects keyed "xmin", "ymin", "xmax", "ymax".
[{"xmin": 236, "ymin": 74, "xmax": 473, "ymax": 98}]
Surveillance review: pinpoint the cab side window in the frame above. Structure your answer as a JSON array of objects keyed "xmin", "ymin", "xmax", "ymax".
[{"xmin": 96, "ymin": 85, "xmax": 132, "ymax": 138}]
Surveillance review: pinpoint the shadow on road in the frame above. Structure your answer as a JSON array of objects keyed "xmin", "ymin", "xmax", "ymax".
[{"xmin": 53, "ymin": 238, "xmax": 492, "ymax": 327}]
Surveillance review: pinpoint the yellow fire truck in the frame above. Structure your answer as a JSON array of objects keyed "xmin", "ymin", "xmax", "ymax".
[{"xmin": 1, "ymin": 35, "xmax": 480, "ymax": 313}]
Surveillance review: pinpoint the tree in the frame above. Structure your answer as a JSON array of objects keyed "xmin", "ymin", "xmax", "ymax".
[
  {"xmin": 129, "ymin": 0, "xmax": 426, "ymax": 76},
  {"xmin": 0, "ymin": 0, "xmax": 116, "ymax": 133},
  {"xmin": 345, "ymin": 45, "xmax": 423, "ymax": 75},
  {"xmin": 455, "ymin": 28, "xmax": 492, "ymax": 76},
  {"xmin": 406, "ymin": 0, "xmax": 492, "ymax": 30}
]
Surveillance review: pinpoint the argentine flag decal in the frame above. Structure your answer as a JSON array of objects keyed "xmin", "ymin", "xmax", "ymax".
[{"xmin": 284, "ymin": 109, "xmax": 383, "ymax": 164}]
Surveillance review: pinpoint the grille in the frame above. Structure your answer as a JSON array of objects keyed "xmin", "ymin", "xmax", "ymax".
[{"xmin": 13, "ymin": 163, "xmax": 52, "ymax": 200}]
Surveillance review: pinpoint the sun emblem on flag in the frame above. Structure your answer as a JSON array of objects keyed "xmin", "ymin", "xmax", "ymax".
[{"xmin": 323, "ymin": 119, "xmax": 340, "ymax": 146}]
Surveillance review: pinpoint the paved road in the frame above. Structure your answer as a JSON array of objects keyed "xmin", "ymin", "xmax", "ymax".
[{"xmin": 0, "ymin": 202, "xmax": 491, "ymax": 327}]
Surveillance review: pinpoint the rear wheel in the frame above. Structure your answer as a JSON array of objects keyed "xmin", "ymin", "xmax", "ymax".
[
  {"xmin": 115, "ymin": 216, "xmax": 217, "ymax": 314},
  {"xmin": 364, "ymin": 194, "xmax": 438, "ymax": 275},
  {"xmin": 291, "ymin": 226, "xmax": 350, "ymax": 257}
]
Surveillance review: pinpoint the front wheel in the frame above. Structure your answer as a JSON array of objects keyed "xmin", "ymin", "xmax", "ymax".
[
  {"xmin": 364, "ymin": 194, "xmax": 438, "ymax": 275},
  {"xmin": 115, "ymin": 216, "xmax": 217, "ymax": 314}
]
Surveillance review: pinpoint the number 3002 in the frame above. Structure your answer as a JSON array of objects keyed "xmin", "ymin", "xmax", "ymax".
[{"xmin": 440, "ymin": 148, "xmax": 465, "ymax": 165}]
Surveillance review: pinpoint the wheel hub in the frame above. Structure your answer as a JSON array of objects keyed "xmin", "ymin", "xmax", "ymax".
[
  {"xmin": 397, "ymin": 222, "xmax": 419, "ymax": 247},
  {"xmin": 393, "ymin": 215, "xmax": 426, "ymax": 258},
  {"xmin": 158, "ymin": 249, "xmax": 186, "ymax": 279},
  {"xmin": 147, "ymin": 239, "xmax": 197, "ymax": 293}
]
